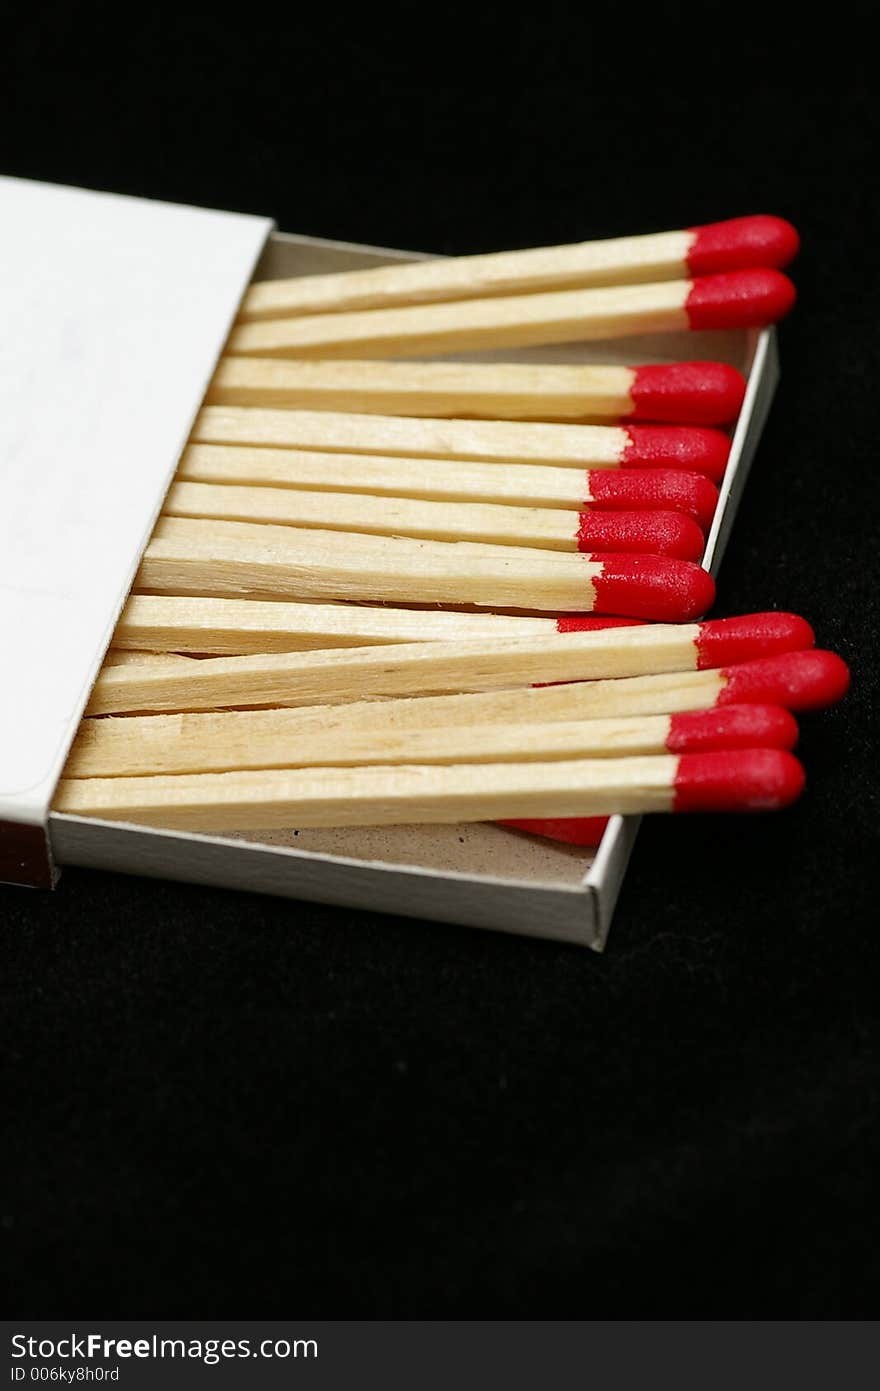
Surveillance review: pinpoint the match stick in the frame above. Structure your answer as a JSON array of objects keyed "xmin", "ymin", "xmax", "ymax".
[
  {"xmin": 65, "ymin": 704, "xmax": 798, "ymax": 779},
  {"xmin": 68, "ymin": 649, "xmax": 848, "ymax": 780},
  {"xmin": 163, "ymin": 482, "xmax": 707, "ymax": 559},
  {"xmin": 113, "ymin": 596, "xmax": 642, "ymax": 656},
  {"xmin": 52, "ymin": 749, "xmax": 807, "ymax": 832},
  {"xmin": 208, "ymin": 358, "xmax": 746, "ymax": 426},
  {"xmin": 138, "ymin": 517, "xmax": 717, "ymax": 617},
  {"xmin": 192, "ymin": 409, "xmax": 731, "ymax": 480},
  {"xmin": 85, "ymin": 615, "xmax": 814, "ymax": 717},
  {"xmin": 225, "ymin": 269, "xmax": 795, "ymax": 360},
  {"xmin": 179, "ymin": 449, "xmax": 720, "ymax": 527},
  {"xmin": 237, "ymin": 216, "xmax": 799, "ymax": 321},
  {"xmin": 100, "ymin": 649, "xmax": 200, "ymax": 667}
]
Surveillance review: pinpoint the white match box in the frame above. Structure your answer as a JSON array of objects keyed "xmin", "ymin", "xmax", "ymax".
[{"xmin": 0, "ymin": 177, "xmax": 779, "ymax": 948}]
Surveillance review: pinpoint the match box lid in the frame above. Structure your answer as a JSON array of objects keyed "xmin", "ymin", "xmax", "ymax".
[{"xmin": 0, "ymin": 176, "xmax": 272, "ymax": 884}]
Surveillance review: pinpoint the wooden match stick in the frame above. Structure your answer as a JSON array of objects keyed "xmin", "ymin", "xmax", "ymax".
[
  {"xmin": 178, "ymin": 448, "xmax": 720, "ymax": 527},
  {"xmin": 191, "ymin": 408, "xmax": 731, "ymax": 479},
  {"xmin": 137, "ymin": 517, "xmax": 717, "ymax": 618},
  {"xmin": 162, "ymin": 481, "xmax": 706, "ymax": 559},
  {"xmin": 101, "ymin": 649, "xmax": 199, "ymax": 667},
  {"xmin": 208, "ymin": 358, "xmax": 746, "ymax": 426},
  {"xmin": 225, "ymin": 270, "xmax": 795, "ymax": 360},
  {"xmin": 65, "ymin": 704, "xmax": 798, "ymax": 779},
  {"xmin": 52, "ymin": 749, "xmax": 806, "ymax": 832},
  {"xmin": 113, "ymin": 596, "xmax": 637, "ymax": 656},
  {"xmin": 237, "ymin": 216, "xmax": 799, "ymax": 321},
  {"xmin": 85, "ymin": 616, "xmax": 813, "ymax": 717},
  {"xmin": 67, "ymin": 649, "xmax": 847, "ymax": 781}
]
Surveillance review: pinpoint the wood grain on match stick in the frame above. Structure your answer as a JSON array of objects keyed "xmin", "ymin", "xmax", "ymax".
[
  {"xmin": 101, "ymin": 650, "xmax": 200, "ymax": 667},
  {"xmin": 238, "ymin": 232, "xmax": 694, "ymax": 321},
  {"xmin": 69, "ymin": 669, "xmax": 728, "ymax": 778},
  {"xmin": 151, "ymin": 514, "xmax": 589, "ymax": 563},
  {"xmin": 113, "ymin": 595, "xmax": 565, "ymax": 655},
  {"xmin": 86, "ymin": 625, "xmax": 711, "ymax": 716},
  {"xmin": 66, "ymin": 711, "xmax": 679, "ymax": 778},
  {"xmin": 138, "ymin": 517, "xmax": 604, "ymax": 610},
  {"xmin": 54, "ymin": 755, "xmax": 679, "ymax": 830},
  {"xmin": 192, "ymin": 407, "xmax": 629, "ymax": 467},
  {"xmin": 209, "ymin": 357, "xmax": 637, "ymax": 419},
  {"xmin": 178, "ymin": 446, "xmax": 616, "ymax": 508}
]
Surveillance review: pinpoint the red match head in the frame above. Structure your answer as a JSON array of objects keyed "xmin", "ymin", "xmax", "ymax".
[
  {"xmin": 628, "ymin": 361, "xmax": 747, "ymax": 426},
  {"xmin": 622, "ymin": 425, "xmax": 731, "ymax": 482},
  {"xmin": 500, "ymin": 817, "xmax": 609, "ymax": 846},
  {"xmin": 685, "ymin": 269, "xmax": 797, "ymax": 332},
  {"xmin": 590, "ymin": 554, "xmax": 716, "ymax": 622},
  {"xmin": 696, "ymin": 612, "xmax": 815, "ymax": 668},
  {"xmin": 555, "ymin": 616, "xmax": 645, "ymax": 633},
  {"xmin": 718, "ymin": 650, "xmax": 851, "ymax": 711},
  {"xmin": 576, "ymin": 510, "xmax": 705, "ymax": 561},
  {"xmin": 666, "ymin": 704, "xmax": 799, "ymax": 754},
  {"xmin": 673, "ymin": 748, "xmax": 806, "ymax": 813},
  {"xmin": 587, "ymin": 468, "xmax": 719, "ymax": 531},
  {"xmin": 687, "ymin": 215, "xmax": 800, "ymax": 276}
]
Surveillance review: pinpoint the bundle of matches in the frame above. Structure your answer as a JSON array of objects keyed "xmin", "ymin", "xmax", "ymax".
[
  {"xmin": 57, "ymin": 617, "xmax": 850, "ymax": 830},
  {"xmin": 55, "ymin": 213, "xmax": 831, "ymax": 844},
  {"xmin": 228, "ymin": 215, "xmax": 797, "ymax": 357}
]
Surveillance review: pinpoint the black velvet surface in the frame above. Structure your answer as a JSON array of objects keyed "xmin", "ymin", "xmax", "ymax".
[{"xmin": 1, "ymin": 4, "xmax": 878, "ymax": 1317}]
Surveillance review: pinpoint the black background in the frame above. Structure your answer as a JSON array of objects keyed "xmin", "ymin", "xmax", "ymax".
[{"xmin": 2, "ymin": 2, "xmax": 879, "ymax": 1317}]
